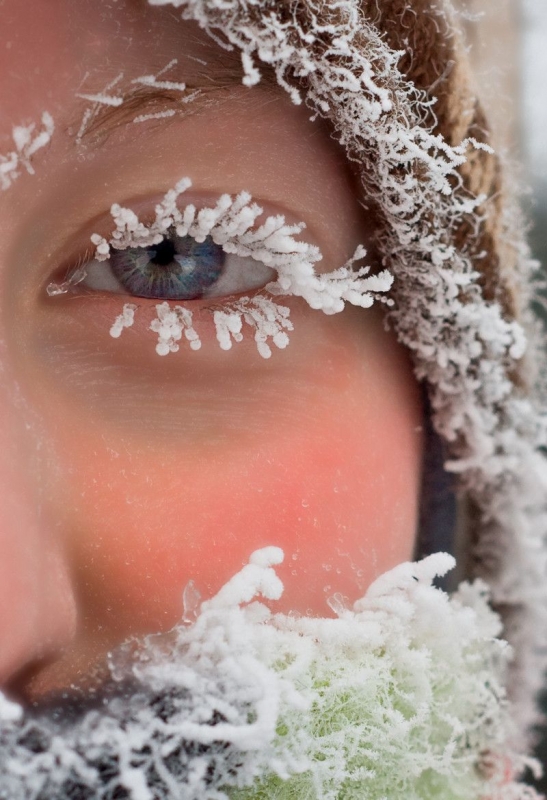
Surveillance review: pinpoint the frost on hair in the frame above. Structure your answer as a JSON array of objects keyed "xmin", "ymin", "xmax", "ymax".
[
  {"xmin": 75, "ymin": 73, "xmax": 125, "ymax": 142},
  {"xmin": 131, "ymin": 58, "xmax": 187, "ymax": 92},
  {"xmin": 87, "ymin": 178, "xmax": 392, "ymax": 358},
  {"xmin": 75, "ymin": 61, "xmax": 200, "ymax": 137},
  {"xmin": 0, "ymin": 112, "xmax": 54, "ymax": 191},
  {"xmin": 0, "ymin": 547, "xmax": 538, "ymax": 799},
  {"xmin": 143, "ymin": 0, "xmax": 547, "ymax": 739}
]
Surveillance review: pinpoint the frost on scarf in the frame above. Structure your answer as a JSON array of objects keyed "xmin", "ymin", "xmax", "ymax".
[
  {"xmin": 0, "ymin": 548, "xmax": 538, "ymax": 800},
  {"xmin": 145, "ymin": 0, "xmax": 547, "ymax": 739},
  {"xmin": 58, "ymin": 178, "xmax": 391, "ymax": 358}
]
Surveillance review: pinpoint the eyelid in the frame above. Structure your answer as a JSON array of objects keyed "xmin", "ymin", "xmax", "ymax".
[
  {"xmin": 42, "ymin": 179, "xmax": 392, "ymax": 360},
  {"xmin": 43, "ymin": 187, "xmax": 320, "ymax": 296}
]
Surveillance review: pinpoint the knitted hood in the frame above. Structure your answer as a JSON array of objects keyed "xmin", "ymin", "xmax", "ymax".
[{"xmin": 145, "ymin": 0, "xmax": 547, "ymax": 741}]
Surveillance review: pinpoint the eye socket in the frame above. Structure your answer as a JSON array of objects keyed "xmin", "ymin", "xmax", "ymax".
[{"xmin": 72, "ymin": 229, "xmax": 277, "ymax": 302}]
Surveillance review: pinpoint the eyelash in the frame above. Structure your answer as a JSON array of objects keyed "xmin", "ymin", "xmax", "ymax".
[{"xmin": 46, "ymin": 178, "xmax": 394, "ymax": 359}]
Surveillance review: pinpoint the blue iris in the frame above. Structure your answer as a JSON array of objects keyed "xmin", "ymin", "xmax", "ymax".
[{"xmin": 109, "ymin": 234, "xmax": 225, "ymax": 300}]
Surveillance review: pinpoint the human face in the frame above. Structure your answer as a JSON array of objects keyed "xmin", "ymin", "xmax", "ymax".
[{"xmin": 0, "ymin": 0, "xmax": 423, "ymax": 704}]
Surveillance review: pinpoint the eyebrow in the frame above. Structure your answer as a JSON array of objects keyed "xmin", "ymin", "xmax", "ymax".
[{"xmin": 72, "ymin": 62, "xmax": 280, "ymax": 147}]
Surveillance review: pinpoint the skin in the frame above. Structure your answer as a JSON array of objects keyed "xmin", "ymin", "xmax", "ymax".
[{"xmin": 0, "ymin": 1, "xmax": 423, "ymax": 704}]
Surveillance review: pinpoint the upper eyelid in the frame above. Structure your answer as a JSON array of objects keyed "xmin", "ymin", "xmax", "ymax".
[
  {"xmin": 84, "ymin": 182, "xmax": 326, "ymax": 310},
  {"xmin": 69, "ymin": 179, "xmax": 392, "ymax": 318},
  {"xmin": 42, "ymin": 190, "xmax": 320, "ymax": 293}
]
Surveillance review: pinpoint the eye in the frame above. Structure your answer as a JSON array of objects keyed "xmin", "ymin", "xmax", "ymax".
[
  {"xmin": 45, "ymin": 179, "xmax": 393, "ymax": 360},
  {"xmin": 74, "ymin": 229, "xmax": 277, "ymax": 302}
]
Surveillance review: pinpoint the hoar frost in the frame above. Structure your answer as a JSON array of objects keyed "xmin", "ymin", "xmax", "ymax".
[
  {"xmin": 0, "ymin": 546, "xmax": 538, "ymax": 800},
  {"xmin": 77, "ymin": 177, "xmax": 392, "ymax": 358},
  {"xmin": 0, "ymin": 112, "xmax": 54, "ymax": 191},
  {"xmin": 75, "ymin": 60, "xmax": 198, "ymax": 139}
]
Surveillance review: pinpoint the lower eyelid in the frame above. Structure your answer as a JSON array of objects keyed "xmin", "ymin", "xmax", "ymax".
[{"xmin": 41, "ymin": 291, "xmax": 300, "ymax": 359}]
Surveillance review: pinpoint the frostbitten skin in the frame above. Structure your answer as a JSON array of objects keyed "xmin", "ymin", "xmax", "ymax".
[{"xmin": 0, "ymin": 0, "xmax": 422, "ymax": 703}]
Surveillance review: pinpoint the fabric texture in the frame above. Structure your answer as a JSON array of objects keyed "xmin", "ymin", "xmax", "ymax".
[{"xmin": 148, "ymin": 0, "xmax": 547, "ymax": 745}]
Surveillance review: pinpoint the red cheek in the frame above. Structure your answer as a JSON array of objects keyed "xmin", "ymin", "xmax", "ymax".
[{"xmin": 48, "ymin": 370, "xmax": 421, "ymax": 639}]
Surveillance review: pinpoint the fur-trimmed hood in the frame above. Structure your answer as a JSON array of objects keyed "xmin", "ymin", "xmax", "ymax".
[{"xmin": 147, "ymin": 0, "xmax": 547, "ymax": 743}]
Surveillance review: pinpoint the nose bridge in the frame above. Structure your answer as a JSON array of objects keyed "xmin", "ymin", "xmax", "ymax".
[{"xmin": 0, "ymin": 370, "xmax": 77, "ymax": 688}]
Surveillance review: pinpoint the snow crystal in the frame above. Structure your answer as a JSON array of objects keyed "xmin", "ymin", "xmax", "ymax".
[
  {"xmin": 149, "ymin": 301, "xmax": 202, "ymax": 355},
  {"xmin": 110, "ymin": 303, "xmax": 138, "ymax": 339},
  {"xmin": 132, "ymin": 58, "xmax": 187, "ymax": 92},
  {"xmin": 0, "ymin": 547, "xmax": 537, "ymax": 799},
  {"xmin": 75, "ymin": 73, "xmax": 125, "ymax": 142},
  {"xmin": 0, "ymin": 111, "xmax": 54, "ymax": 190}
]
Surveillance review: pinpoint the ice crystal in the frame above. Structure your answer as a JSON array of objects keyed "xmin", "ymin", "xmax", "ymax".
[
  {"xmin": 0, "ymin": 548, "xmax": 537, "ymax": 799},
  {"xmin": 110, "ymin": 303, "xmax": 138, "ymax": 339},
  {"xmin": 133, "ymin": 109, "xmax": 177, "ymax": 124},
  {"xmin": 0, "ymin": 111, "xmax": 54, "ymax": 190},
  {"xmin": 75, "ymin": 73, "xmax": 125, "ymax": 142},
  {"xmin": 145, "ymin": 0, "xmax": 547, "ymax": 740},
  {"xmin": 75, "ymin": 61, "xmax": 197, "ymax": 136},
  {"xmin": 213, "ymin": 296, "xmax": 292, "ymax": 359},
  {"xmin": 149, "ymin": 301, "xmax": 202, "ymax": 355},
  {"xmin": 90, "ymin": 179, "xmax": 391, "ymax": 358},
  {"xmin": 132, "ymin": 58, "xmax": 187, "ymax": 92}
]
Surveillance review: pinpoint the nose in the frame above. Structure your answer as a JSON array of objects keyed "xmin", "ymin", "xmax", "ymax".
[{"xmin": 0, "ymin": 378, "xmax": 77, "ymax": 689}]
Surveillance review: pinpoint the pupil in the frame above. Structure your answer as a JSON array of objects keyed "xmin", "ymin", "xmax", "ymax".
[{"xmin": 151, "ymin": 238, "xmax": 176, "ymax": 267}]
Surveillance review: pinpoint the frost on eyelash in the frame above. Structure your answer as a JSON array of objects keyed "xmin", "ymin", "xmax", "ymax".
[
  {"xmin": 0, "ymin": 112, "xmax": 54, "ymax": 191},
  {"xmin": 110, "ymin": 303, "xmax": 138, "ymax": 339},
  {"xmin": 90, "ymin": 178, "xmax": 392, "ymax": 358},
  {"xmin": 214, "ymin": 296, "xmax": 293, "ymax": 359},
  {"xmin": 150, "ymin": 302, "xmax": 202, "ymax": 355}
]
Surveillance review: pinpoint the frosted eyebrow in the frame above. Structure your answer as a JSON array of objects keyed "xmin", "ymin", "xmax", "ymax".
[{"xmin": 73, "ymin": 68, "xmax": 280, "ymax": 146}]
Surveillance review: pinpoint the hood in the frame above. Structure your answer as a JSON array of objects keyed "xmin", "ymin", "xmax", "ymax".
[{"xmin": 145, "ymin": 0, "xmax": 547, "ymax": 745}]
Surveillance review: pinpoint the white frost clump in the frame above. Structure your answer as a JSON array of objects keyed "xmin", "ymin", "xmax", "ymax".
[
  {"xmin": 75, "ymin": 73, "xmax": 125, "ymax": 142},
  {"xmin": 150, "ymin": 301, "xmax": 202, "ymax": 355},
  {"xmin": 213, "ymin": 296, "xmax": 292, "ymax": 359},
  {"xmin": 0, "ymin": 547, "xmax": 538, "ymax": 800},
  {"xmin": 0, "ymin": 112, "xmax": 54, "ymax": 190},
  {"xmin": 110, "ymin": 303, "xmax": 138, "ymax": 339},
  {"xmin": 90, "ymin": 178, "xmax": 391, "ymax": 358}
]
